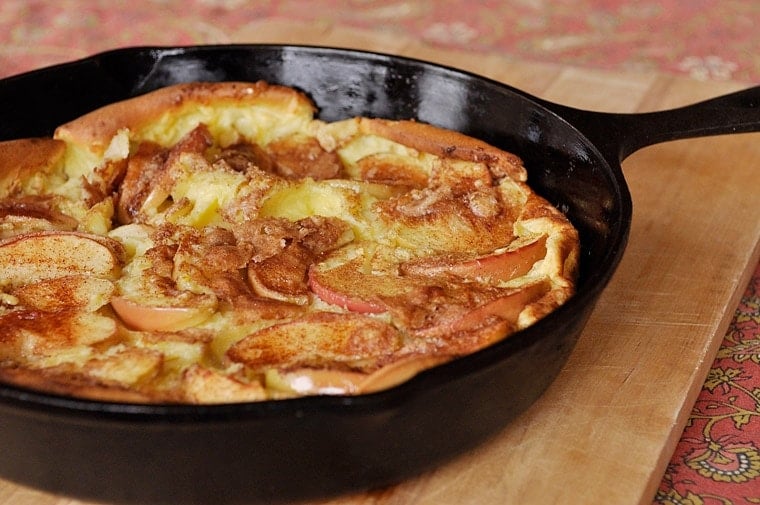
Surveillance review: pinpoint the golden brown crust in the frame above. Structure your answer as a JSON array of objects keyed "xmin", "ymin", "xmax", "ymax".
[
  {"xmin": 0, "ymin": 138, "xmax": 66, "ymax": 197},
  {"xmin": 54, "ymin": 81, "xmax": 317, "ymax": 155},
  {"xmin": 0, "ymin": 365, "xmax": 159, "ymax": 403},
  {"xmin": 358, "ymin": 118, "xmax": 527, "ymax": 181}
]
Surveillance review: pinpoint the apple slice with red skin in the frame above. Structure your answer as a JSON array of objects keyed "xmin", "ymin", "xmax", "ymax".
[
  {"xmin": 110, "ymin": 296, "xmax": 217, "ymax": 332},
  {"xmin": 307, "ymin": 267, "xmax": 387, "ymax": 313},
  {"xmin": 247, "ymin": 244, "xmax": 312, "ymax": 306},
  {"xmin": 308, "ymin": 244, "xmax": 551, "ymax": 354},
  {"xmin": 247, "ymin": 267, "xmax": 310, "ymax": 306},
  {"xmin": 399, "ymin": 235, "xmax": 547, "ymax": 283},
  {"xmin": 411, "ymin": 281, "xmax": 551, "ymax": 340},
  {"xmin": 307, "ymin": 246, "xmax": 411, "ymax": 314},
  {"xmin": 308, "ymin": 235, "xmax": 547, "ymax": 315}
]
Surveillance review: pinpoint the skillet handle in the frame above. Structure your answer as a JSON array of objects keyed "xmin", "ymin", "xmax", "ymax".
[{"xmin": 543, "ymin": 84, "xmax": 760, "ymax": 164}]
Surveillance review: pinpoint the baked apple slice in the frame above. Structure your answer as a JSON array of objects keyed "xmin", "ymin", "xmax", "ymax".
[
  {"xmin": 410, "ymin": 281, "xmax": 551, "ymax": 341},
  {"xmin": 264, "ymin": 367, "xmax": 369, "ymax": 396},
  {"xmin": 110, "ymin": 296, "xmax": 217, "ymax": 332},
  {"xmin": 263, "ymin": 353, "xmax": 456, "ymax": 396},
  {"xmin": 307, "ymin": 273, "xmax": 387, "ymax": 313},
  {"xmin": 227, "ymin": 312, "xmax": 403, "ymax": 371},
  {"xmin": 308, "ymin": 235, "xmax": 548, "ymax": 312},
  {"xmin": 262, "ymin": 355, "xmax": 449, "ymax": 396},
  {"xmin": 246, "ymin": 243, "xmax": 312, "ymax": 306},
  {"xmin": 307, "ymin": 244, "xmax": 414, "ymax": 314},
  {"xmin": 109, "ymin": 224, "xmax": 224, "ymax": 332},
  {"xmin": 0, "ymin": 231, "xmax": 123, "ymax": 287},
  {"xmin": 12, "ymin": 275, "xmax": 114, "ymax": 312},
  {"xmin": 308, "ymin": 241, "xmax": 553, "ymax": 352},
  {"xmin": 0, "ymin": 309, "xmax": 117, "ymax": 364},
  {"xmin": 399, "ymin": 235, "xmax": 547, "ymax": 283}
]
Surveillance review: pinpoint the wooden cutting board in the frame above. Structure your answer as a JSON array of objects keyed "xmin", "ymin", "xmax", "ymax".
[{"xmin": 1, "ymin": 24, "xmax": 759, "ymax": 505}]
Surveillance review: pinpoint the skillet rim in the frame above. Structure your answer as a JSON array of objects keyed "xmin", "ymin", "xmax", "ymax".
[{"xmin": 0, "ymin": 43, "xmax": 632, "ymax": 422}]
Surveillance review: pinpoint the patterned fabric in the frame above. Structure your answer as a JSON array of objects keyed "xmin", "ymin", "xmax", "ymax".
[
  {"xmin": 0, "ymin": 2, "xmax": 758, "ymax": 504},
  {"xmin": 655, "ymin": 263, "xmax": 760, "ymax": 505},
  {"xmin": 0, "ymin": 0, "xmax": 758, "ymax": 82}
]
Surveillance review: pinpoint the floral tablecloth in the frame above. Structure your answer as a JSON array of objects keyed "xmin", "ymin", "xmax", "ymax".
[
  {"xmin": 1, "ymin": 0, "xmax": 758, "ymax": 82},
  {"xmin": 659, "ymin": 271, "xmax": 760, "ymax": 505},
  {"xmin": 1, "ymin": 2, "xmax": 759, "ymax": 504}
]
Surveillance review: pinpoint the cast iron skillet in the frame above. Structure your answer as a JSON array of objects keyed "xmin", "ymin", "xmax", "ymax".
[{"xmin": 0, "ymin": 45, "xmax": 758, "ymax": 505}]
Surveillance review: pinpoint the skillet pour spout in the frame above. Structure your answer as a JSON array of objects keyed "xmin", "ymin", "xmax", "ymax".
[
  {"xmin": 0, "ymin": 45, "xmax": 759, "ymax": 505},
  {"xmin": 540, "ymin": 84, "xmax": 760, "ymax": 165}
]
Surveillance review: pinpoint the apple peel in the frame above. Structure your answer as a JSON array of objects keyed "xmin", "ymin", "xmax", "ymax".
[
  {"xmin": 110, "ymin": 296, "xmax": 216, "ymax": 332},
  {"xmin": 414, "ymin": 281, "xmax": 551, "ymax": 340},
  {"xmin": 307, "ymin": 267, "xmax": 387, "ymax": 313},
  {"xmin": 400, "ymin": 235, "xmax": 547, "ymax": 283},
  {"xmin": 247, "ymin": 265, "xmax": 310, "ymax": 306}
]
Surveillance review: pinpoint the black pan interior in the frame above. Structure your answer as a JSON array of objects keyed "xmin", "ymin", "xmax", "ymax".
[{"xmin": 0, "ymin": 45, "xmax": 630, "ymax": 504}]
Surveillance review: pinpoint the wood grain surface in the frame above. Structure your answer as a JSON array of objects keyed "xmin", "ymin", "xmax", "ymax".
[{"xmin": 1, "ymin": 27, "xmax": 759, "ymax": 505}]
